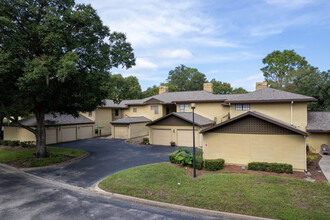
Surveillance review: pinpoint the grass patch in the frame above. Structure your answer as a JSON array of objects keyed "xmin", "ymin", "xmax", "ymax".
[
  {"xmin": 99, "ymin": 163, "xmax": 330, "ymax": 220},
  {"xmin": 0, "ymin": 147, "xmax": 86, "ymax": 168}
]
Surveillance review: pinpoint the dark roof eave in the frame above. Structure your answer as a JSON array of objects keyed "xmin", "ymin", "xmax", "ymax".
[
  {"xmin": 225, "ymin": 98, "xmax": 317, "ymax": 104},
  {"xmin": 146, "ymin": 113, "xmax": 214, "ymax": 127},
  {"xmin": 307, "ymin": 129, "xmax": 330, "ymax": 133},
  {"xmin": 111, "ymin": 121, "xmax": 150, "ymax": 125},
  {"xmin": 201, "ymin": 111, "xmax": 307, "ymax": 136},
  {"xmin": 171, "ymin": 99, "xmax": 226, "ymax": 104}
]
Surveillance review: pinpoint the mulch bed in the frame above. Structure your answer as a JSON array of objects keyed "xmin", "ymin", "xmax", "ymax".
[
  {"xmin": 172, "ymin": 154, "xmax": 327, "ymax": 182},
  {"xmin": 0, "ymin": 145, "xmax": 31, "ymax": 151}
]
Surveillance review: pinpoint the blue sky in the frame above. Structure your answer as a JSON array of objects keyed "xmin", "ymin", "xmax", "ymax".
[{"xmin": 76, "ymin": 0, "xmax": 330, "ymax": 91}]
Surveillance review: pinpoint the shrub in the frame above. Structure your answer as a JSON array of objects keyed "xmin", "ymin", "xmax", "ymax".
[
  {"xmin": 8, "ymin": 140, "xmax": 20, "ymax": 147},
  {"xmin": 248, "ymin": 162, "xmax": 293, "ymax": 174},
  {"xmin": 204, "ymin": 159, "xmax": 225, "ymax": 171},
  {"xmin": 307, "ymin": 154, "xmax": 317, "ymax": 166},
  {"xmin": 20, "ymin": 141, "xmax": 36, "ymax": 148},
  {"xmin": 3, "ymin": 140, "xmax": 10, "ymax": 146},
  {"xmin": 195, "ymin": 156, "xmax": 203, "ymax": 170},
  {"xmin": 169, "ymin": 147, "xmax": 193, "ymax": 165},
  {"xmin": 0, "ymin": 140, "xmax": 4, "ymax": 145},
  {"xmin": 142, "ymin": 138, "xmax": 149, "ymax": 144}
]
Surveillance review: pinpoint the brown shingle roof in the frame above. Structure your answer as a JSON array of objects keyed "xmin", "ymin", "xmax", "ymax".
[
  {"xmin": 224, "ymin": 88, "xmax": 317, "ymax": 103},
  {"xmin": 17, "ymin": 113, "xmax": 94, "ymax": 127},
  {"xmin": 147, "ymin": 112, "xmax": 215, "ymax": 127},
  {"xmin": 307, "ymin": 111, "xmax": 330, "ymax": 133},
  {"xmin": 111, "ymin": 116, "xmax": 151, "ymax": 124},
  {"xmin": 201, "ymin": 111, "xmax": 307, "ymax": 136}
]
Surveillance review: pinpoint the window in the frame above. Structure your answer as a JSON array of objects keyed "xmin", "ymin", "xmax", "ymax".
[
  {"xmin": 151, "ymin": 106, "xmax": 159, "ymax": 114},
  {"xmin": 235, "ymin": 104, "xmax": 250, "ymax": 111},
  {"xmin": 115, "ymin": 109, "xmax": 119, "ymax": 116},
  {"xmin": 88, "ymin": 111, "xmax": 93, "ymax": 117},
  {"xmin": 179, "ymin": 104, "xmax": 189, "ymax": 112},
  {"xmin": 95, "ymin": 125, "xmax": 98, "ymax": 134},
  {"xmin": 133, "ymin": 108, "xmax": 137, "ymax": 113}
]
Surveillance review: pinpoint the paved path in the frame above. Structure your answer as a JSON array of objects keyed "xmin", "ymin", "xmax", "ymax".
[
  {"xmin": 0, "ymin": 166, "xmax": 219, "ymax": 220},
  {"xmin": 27, "ymin": 138, "xmax": 179, "ymax": 188},
  {"xmin": 319, "ymin": 154, "xmax": 330, "ymax": 182}
]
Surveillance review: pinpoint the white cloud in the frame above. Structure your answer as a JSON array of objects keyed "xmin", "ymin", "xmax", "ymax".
[
  {"xmin": 189, "ymin": 37, "xmax": 241, "ymax": 48},
  {"xmin": 131, "ymin": 58, "xmax": 158, "ymax": 71},
  {"xmin": 231, "ymin": 72, "xmax": 265, "ymax": 91},
  {"xmin": 158, "ymin": 49, "xmax": 193, "ymax": 59}
]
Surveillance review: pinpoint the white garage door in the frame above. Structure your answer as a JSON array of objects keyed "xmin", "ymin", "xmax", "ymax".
[
  {"xmin": 80, "ymin": 126, "xmax": 93, "ymax": 139},
  {"xmin": 62, "ymin": 127, "xmax": 77, "ymax": 142},
  {"xmin": 177, "ymin": 129, "xmax": 199, "ymax": 147},
  {"xmin": 114, "ymin": 126, "xmax": 128, "ymax": 139},
  {"xmin": 46, "ymin": 128, "xmax": 57, "ymax": 144},
  {"xmin": 152, "ymin": 129, "xmax": 171, "ymax": 146}
]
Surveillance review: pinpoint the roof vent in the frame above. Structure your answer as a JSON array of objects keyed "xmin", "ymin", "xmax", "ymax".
[
  {"xmin": 203, "ymin": 83, "xmax": 213, "ymax": 93},
  {"xmin": 159, "ymin": 86, "xmax": 168, "ymax": 94},
  {"xmin": 256, "ymin": 82, "xmax": 267, "ymax": 90}
]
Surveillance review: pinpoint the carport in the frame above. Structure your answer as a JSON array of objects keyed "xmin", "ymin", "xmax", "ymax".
[
  {"xmin": 147, "ymin": 112, "xmax": 214, "ymax": 147},
  {"xmin": 111, "ymin": 116, "xmax": 151, "ymax": 139}
]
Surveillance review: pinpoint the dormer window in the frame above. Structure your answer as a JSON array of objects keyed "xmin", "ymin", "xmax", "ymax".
[
  {"xmin": 133, "ymin": 108, "xmax": 137, "ymax": 112},
  {"xmin": 89, "ymin": 111, "xmax": 93, "ymax": 117},
  {"xmin": 180, "ymin": 104, "xmax": 189, "ymax": 112},
  {"xmin": 151, "ymin": 106, "xmax": 159, "ymax": 114},
  {"xmin": 235, "ymin": 104, "xmax": 250, "ymax": 111}
]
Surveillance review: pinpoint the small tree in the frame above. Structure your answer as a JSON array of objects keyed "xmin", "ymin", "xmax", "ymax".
[{"xmin": 0, "ymin": 0, "xmax": 135, "ymax": 157}]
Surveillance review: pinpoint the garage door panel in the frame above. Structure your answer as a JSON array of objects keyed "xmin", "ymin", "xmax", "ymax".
[
  {"xmin": 177, "ymin": 130, "xmax": 199, "ymax": 147},
  {"xmin": 114, "ymin": 126, "xmax": 128, "ymax": 139},
  {"xmin": 46, "ymin": 129, "xmax": 57, "ymax": 144},
  {"xmin": 80, "ymin": 126, "xmax": 93, "ymax": 139},
  {"xmin": 62, "ymin": 127, "xmax": 77, "ymax": 142},
  {"xmin": 152, "ymin": 129, "xmax": 171, "ymax": 146}
]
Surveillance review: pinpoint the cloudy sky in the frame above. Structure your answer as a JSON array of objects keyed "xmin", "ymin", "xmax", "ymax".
[{"xmin": 76, "ymin": 0, "xmax": 330, "ymax": 91}]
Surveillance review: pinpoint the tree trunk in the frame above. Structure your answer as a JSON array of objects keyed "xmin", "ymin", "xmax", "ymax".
[
  {"xmin": 35, "ymin": 109, "xmax": 47, "ymax": 158},
  {"xmin": 0, "ymin": 114, "xmax": 4, "ymax": 140}
]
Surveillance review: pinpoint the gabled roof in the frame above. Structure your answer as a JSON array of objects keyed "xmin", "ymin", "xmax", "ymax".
[
  {"xmin": 15, "ymin": 113, "xmax": 94, "ymax": 127},
  {"xmin": 224, "ymin": 88, "xmax": 317, "ymax": 103},
  {"xmin": 147, "ymin": 112, "xmax": 215, "ymax": 127},
  {"xmin": 111, "ymin": 116, "xmax": 151, "ymax": 124},
  {"xmin": 201, "ymin": 111, "xmax": 307, "ymax": 136},
  {"xmin": 307, "ymin": 111, "xmax": 330, "ymax": 133}
]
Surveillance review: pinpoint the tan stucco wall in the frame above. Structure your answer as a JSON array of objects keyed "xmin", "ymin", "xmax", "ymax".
[
  {"xmin": 203, "ymin": 133, "xmax": 306, "ymax": 171},
  {"xmin": 122, "ymin": 104, "xmax": 163, "ymax": 121},
  {"xmin": 95, "ymin": 108, "xmax": 112, "ymax": 135},
  {"xmin": 176, "ymin": 103, "xmax": 229, "ymax": 123},
  {"xmin": 149, "ymin": 125, "xmax": 203, "ymax": 147},
  {"xmin": 230, "ymin": 102, "xmax": 307, "ymax": 131},
  {"xmin": 129, "ymin": 123, "xmax": 149, "ymax": 138},
  {"xmin": 307, "ymin": 133, "xmax": 330, "ymax": 153},
  {"xmin": 4, "ymin": 124, "xmax": 94, "ymax": 144},
  {"xmin": 80, "ymin": 111, "xmax": 96, "ymax": 121}
]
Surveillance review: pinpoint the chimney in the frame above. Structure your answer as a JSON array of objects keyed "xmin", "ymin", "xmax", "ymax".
[
  {"xmin": 159, "ymin": 86, "xmax": 168, "ymax": 94},
  {"xmin": 256, "ymin": 82, "xmax": 267, "ymax": 90},
  {"xmin": 203, "ymin": 83, "xmax": 213, "ymax": 93}
]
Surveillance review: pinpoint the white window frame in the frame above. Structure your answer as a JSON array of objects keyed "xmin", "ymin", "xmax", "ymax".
[
  {"xmin": 235, "ymin": 104, "xmax": 250, "ymax": 111},
  {"xmin": 88, "ymin": 111, "xmax": 93, "ymax": 117},
  {"xmin": 179, "ymin": 104, "xmax": 189, "ymax": 112},
  {"xmin": 151, "ymin": 106, "xmax": 159, "ymax": 114},
  {"xmin": 133, "ymin": 108, "xmax": 137, "ymax": 113}
]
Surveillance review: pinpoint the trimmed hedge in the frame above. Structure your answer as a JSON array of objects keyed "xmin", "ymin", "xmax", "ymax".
[
  {"xmin": 195, "ymin": 156, "xmax": 203, "ymax": 170},
  {"xmin": 9, "ymin": 140, "xmax": 20, "ymax": 147},
  {"xmin": 3, "ymin": 140, "xmax": 10, "ymax": 146},
  {"xmin": 21, "ymin": 141, "xmax": 36, "ymax": 148},
  {"xmin": 248, "ymin": 162, "xmax": 293, "ymax": 174},
  {"xmin": 0, "ymin": 140, "xmax": 3, "ymax": 145},
  {"xmin": 204, "ymin": 159, "xmax": 225, "ymax": 171},
  {"xmin": 142, "ymin": 138, "xmax": 149, "ymax": 144}
]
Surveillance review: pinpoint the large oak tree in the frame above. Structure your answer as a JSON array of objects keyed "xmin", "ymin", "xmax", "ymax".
[{"xmin": 0, "ymin": 0, "xmax": 135, "ymax": 157}]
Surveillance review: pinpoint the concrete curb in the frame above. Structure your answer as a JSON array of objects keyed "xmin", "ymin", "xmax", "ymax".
[
  {"xmin": 15, "ymin": 152, "xmax": 90, "ymax": 171},
  {"xmin": 91, "ymin": 180, "xmax": 274, "ymax": 220}
]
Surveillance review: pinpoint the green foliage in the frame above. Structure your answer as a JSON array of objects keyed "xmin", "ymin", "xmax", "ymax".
[
  {"xmin": 307, "ymin": 154, "xmax": 317, "ymax": 166},
  {"xmin": 204, "ymin": 159, "xmax": 225, "ymax": 171},
  {"xmin": 142, "ymin": 85, "xmax": 159, "ymax": 98},
  {"xmin": 232, "ymin": 87, "xmax": 248, "ymax": 94},
  {"xmin": 195, "ymin": 155, "xmax": 204, "ymax": 170},
  {"xmin": 0, "ymin": 0, "xmax": 135, "ymax": 156},
  {"xmin": 248, "ymin": 162, "xmax": 293, "ymax": 174},
  {"xmin": 8, "ymin": 140, "xmax": 20, "ymax": 147},
  {"xmin": 210, "ymin": 79, "xmax": 248, "ymax": 94},
  {"xmin": 0, "ymin": 140, "xmax": 3, "ymax": 145},
  {"xmin": 142, "ymin": 138, "xmax": 149, "ymax": 144},
  {"xmin": 20, "ymin": 141, "xmax": 36, "ymax": 148},
  {"xmin": 3, "ymin": 140, "xmax": 9, "ymax": 146},
  {"xmin": 261, "ymin": 50, "xmax": 309, "ymax": 89},
  {"xmin": 167, "ymin": 65, "xmax": 207, "ymax": 91},
  {"xmin": 169, "ymin": 147, "xmax": 193, "ymax": 165},
  {"xmin": 105, "ymin": 74, "xmax": 142, "ymax": 103}
]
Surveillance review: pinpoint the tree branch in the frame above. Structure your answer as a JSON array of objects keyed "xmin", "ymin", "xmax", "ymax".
[{"xmin": 2, "ymin": 116, "xmax": 37, "ymax": 135}]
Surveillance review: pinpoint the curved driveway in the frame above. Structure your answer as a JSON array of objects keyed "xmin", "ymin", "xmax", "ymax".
[{"xmin": 28, "ymin": 138, "xmax": 179, "ymax": 188}]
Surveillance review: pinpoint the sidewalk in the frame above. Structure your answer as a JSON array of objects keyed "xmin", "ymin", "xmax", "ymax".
[{"xmin": 319, "ymin": 154, "xmax": 330, "ymax": 182}]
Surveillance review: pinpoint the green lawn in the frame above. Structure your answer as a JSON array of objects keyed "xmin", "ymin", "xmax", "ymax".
[
  {"xmin": 0, "ymin": 147, "xmax": 86, "ymax": 167},
  {"xmin": 99, "ymin": 163, "xmax": 330, "ymax": 220}
]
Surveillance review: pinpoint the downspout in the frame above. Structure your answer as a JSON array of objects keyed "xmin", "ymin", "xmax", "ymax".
[
  {"xmin": 304, "ymin": 135, "xmax": 307, "ymax": 172},
  {"xmin": 290, "ymin": 101, "xmax": 293, "ymax": 126},
  {"xmin": 128, "ymin": 124, "xmax": 131, "ymax": 139},
  {"xmin": 229, "ymin": 103, "xmax": 231, "ymax": 119}
]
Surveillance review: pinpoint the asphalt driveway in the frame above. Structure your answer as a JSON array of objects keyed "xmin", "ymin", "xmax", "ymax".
[{"xmin": 27, "ymin": 138, "xmax": 179, "ymax": 188}]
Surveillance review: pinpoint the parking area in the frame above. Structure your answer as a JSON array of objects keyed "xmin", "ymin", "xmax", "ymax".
[{"xmin": 27, "ymin": 138, "xmax": 178, "ymax": 188}]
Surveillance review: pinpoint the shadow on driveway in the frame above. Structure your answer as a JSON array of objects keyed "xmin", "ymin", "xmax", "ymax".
[{"xmin": 27, "ymin": 138, "xmax": 179, "ymax": 188}]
